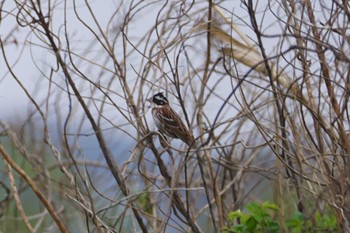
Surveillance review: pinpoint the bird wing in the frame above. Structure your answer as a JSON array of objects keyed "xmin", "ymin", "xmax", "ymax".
[{"xmin": 158, "ymin": 106, "xmax": 194, "ymax": 145}]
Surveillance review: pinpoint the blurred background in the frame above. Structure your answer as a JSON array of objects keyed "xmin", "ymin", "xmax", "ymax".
[{"xmin": 0, "ymin": 0, "xmax": 348, "ymax": 232}]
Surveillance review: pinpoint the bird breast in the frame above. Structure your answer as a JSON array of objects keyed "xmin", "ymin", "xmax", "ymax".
[{"xmin": 152, "ymin": 108, "xmax": 163, "ymax": 131}]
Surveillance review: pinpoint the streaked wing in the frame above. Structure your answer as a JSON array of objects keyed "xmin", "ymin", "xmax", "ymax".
[{"xmin": 157, "ymin": 106, "xmax": 192, "ymax": 141}]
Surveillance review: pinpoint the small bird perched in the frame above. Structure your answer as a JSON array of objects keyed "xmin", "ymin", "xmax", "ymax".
[{"xmin": 147, "ymin": 92, "xmax": 195, "ymax": 146}]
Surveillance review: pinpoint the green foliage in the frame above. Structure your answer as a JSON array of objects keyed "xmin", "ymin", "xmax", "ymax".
[
  {"xmin": 137, "ymin": 192, "xmax": 153, "ymax": 214},
  {"xmin": 286, "ymin": 211, "xmax": 338, "ymax": 233},
  {"xmin": 223, "ymin": 202, "xmax": 279, "ymax": 233},
  {"xmin": 222, "ymin": 202, "xmax": 338, "ymax": 233}
]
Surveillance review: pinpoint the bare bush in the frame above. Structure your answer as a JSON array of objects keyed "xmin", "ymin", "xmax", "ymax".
[{"xmin": 0, "ymin": 0, "xmax": 349, "ymax": 232}]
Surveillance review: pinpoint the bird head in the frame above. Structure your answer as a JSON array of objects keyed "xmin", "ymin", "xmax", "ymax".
[{"xmin": 147, "ymin": 92, "xmax": 168, "ymax": 106}]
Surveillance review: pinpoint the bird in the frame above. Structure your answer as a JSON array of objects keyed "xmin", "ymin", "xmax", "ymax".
[{"xmin": 147, "ymin": 92, "xmax": 195, "ymax": 146}]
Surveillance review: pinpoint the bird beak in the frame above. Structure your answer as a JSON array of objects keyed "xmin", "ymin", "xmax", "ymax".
[{"xmin": 146, "ymin": 97, "xmax": 152, "ymax": 103}]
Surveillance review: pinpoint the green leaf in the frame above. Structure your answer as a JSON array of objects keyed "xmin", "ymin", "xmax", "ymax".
[
  {"xmin": 232, "ymin": 224, "xmax": 246, "ymax": 233},
  {"xmin": 262, "ymin": 202, "xmax": 279, "ymax": 211},
  {"xmin": 228, "ymin": 210, "xmax": 242, "ymax": 221},
  {"xmin": 245, "ymin": 216, "xmax": 258, "ymax": 231},
  {"xmin": 246, "ymin": 202, "xmax": 260, "ymax": 213}
]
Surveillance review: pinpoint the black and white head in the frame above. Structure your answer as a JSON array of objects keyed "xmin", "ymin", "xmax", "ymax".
[{"xmin": 149, "ymin": 92, "xmax": 169, "ymax": 106}]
